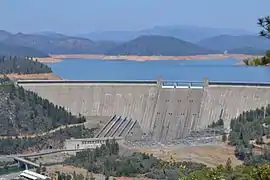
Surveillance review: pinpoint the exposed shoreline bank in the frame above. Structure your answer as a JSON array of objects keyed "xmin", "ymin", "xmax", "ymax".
[
  {"xmin": 37, "ymin": 54, "xmax": 255, "ymax": 63},
  {"xmin": 36, "ymin": 57, "xmax": 62, "ymax": 63},
  {"xmin": 2, "ymin": 73, "xmax": 62, "ymax": 80}
]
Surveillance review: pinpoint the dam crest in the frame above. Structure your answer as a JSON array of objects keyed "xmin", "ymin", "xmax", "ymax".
[{"xmin": 17, "ymin": 79, "xmax": 270, "ymax": 143}]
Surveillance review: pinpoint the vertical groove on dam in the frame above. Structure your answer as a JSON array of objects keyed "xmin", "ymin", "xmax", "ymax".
[
  {"xmin": 151, "ymin": 87, "xmax": 203, "ymax": 142},
  {"xmin": 18, "ymin": 80, "xmax": 270, "ymax": 142}
]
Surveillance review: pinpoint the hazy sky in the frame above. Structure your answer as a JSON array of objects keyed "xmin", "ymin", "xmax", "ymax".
[{"xmin": 1, "ymin": 0, "xmax": 269, "ymax": 34}]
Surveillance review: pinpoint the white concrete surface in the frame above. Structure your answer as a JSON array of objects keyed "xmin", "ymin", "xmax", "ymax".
[{"xmin": 19, "ymin": 80, "xmax": 270, "ymax": 141}]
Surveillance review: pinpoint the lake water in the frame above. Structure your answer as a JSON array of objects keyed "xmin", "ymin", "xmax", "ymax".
[{"xmin": 48, "ymin": 58, "xmax": 270, "ymax": 82}]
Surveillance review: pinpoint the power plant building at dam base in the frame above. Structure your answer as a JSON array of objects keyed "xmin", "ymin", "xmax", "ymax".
[{"xmin": 17, "ymin": 79, "xmax": 270, "ymax": 143}]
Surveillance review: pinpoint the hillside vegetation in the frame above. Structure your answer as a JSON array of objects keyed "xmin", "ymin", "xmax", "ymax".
[
  {"xmin": 243, "ymin": 50, "xmax": 270, "ymax": 66},
  {"xmin": 0, "ymin": 78, "xmax": 85, "ymax": 136},
  {"xmin": 64, "ymin": 139, "xmax": 270, "ymax": 180},
  {"xmin": 56, "ymin": 163, "xmax": 270, "ymax": 180},
  {"xmin": 0, "ymin": 56, "xmax": 52, "ymax": 74},
  {"xmin": 243, "ymin": 17, "xmax": 270, "ymax": 66},
  {"xmin": 65, "ymin": 139, "xmax": 206, "ymax": 180},
  {"xmin": 0, "ymin": 42, "xmax": 48, "ymax": 57},
  {"xmin": 0, "ymin": 56, "xmax": 96, "ymax": 154},
  {"xmin": 106, "ymin": 35, "xmax": 217, "ymax": 56},
  {"xmin": 61, "ymin": 159, "xmax": 270, "ymax": 180},
  {"xmin": 181, "ymin": 160, "xmax": 270, "ymax": 179},
  {"xmin": 0, "ymin": 77, "xmax": 95, "ymax": 154},
  {"xmin": 228, "ymin": 103, "xmax": 270, "ymax": 165},
  {"xmin": 0, "ymin": 125, "xmax": 95, "ymax": 154},
  {"xmin": 0, "ymin": 31, "xmax": 104, "ymax": 55}
]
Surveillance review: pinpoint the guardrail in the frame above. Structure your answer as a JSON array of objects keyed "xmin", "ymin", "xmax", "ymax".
[
  {"xmin": 208, "ymin": 81, "xmax": 270, "ymax": 87},
  {"xmin": 16, "ymin": 79, "xmax": 270, "ymax": 87},
  {"xmin": 16, "ymin": 80, "xmax": 158, "ymax": 84}
]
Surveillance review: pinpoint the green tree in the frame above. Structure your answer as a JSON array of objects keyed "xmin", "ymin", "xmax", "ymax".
[
  {"xmin": 225, "ymin": 158, "xmax": 232, "ymax": 172},
  {"xmin": 258, "ymin": 16, "xmax": 270, "ymax": 38},
  {"xmin": 243, "ymin": 16, "xmax": 270, "ymax": 66}
]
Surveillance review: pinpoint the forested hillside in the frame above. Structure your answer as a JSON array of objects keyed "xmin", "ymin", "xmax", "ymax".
[
  {"xmin": 0, "ymin": 77, "xmax": 95, "ymax": 154},
  {"xmin": 0, "ymin": 56, "xmax": 52, "ymax": 74},
  {"xmin": 0, "ymin": 32, "xmax": 99, "ymax": 54},
  {"xmin": 181, "ymin": 160, "xmax": 270, "ymax": 179},
  {"xmin": 0, "ymin": 42, "xmax": 48, "ymax": 57},
  {"xmin": 65, "ymin": 139, "xmax": 206, "ymax": 180},
  {"xmin": 0, "ymin": 79, "xmax": 85, "ymax": 136},
  {"xmin": 228, "ymin": 105, "xmax": 270, "ymax": 165},
  {"xmin": 0, "ymin": 125, "xmax": 95, "ymax": 154},
  {"xmin": 56, "ymin": 162, "xmax": 270, "ymax": 180},
  {"xmin": 0, "ymin": 57, "xmax": 95, "ymax": 154}
]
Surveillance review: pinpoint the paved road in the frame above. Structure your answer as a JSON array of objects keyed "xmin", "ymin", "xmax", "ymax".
[
  {"xmin": 0, "ymin": 123, "xmax": 86, "ymax": 160},
  {"xmin": 0, "ymin": 122, "xmax": 85, "ymax": 140},
  {"xmin": 0, "ymin": 148, "xmax": 88, "ymax": 162},
  {"xmin": 0, "ymin": 149, "xmax": 63, "ymax": 161}
]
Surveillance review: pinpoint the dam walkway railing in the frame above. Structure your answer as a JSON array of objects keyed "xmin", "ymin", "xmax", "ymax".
[{"xmin": 16, "ymin": 79, "xmax": 270, "ymax": 87}]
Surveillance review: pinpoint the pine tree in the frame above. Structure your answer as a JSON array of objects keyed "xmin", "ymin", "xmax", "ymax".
[
  {"xmin": 225, "ymin": 158, "xmax": 232, "ymax": 172},
  {"xmin": 258, "ymin": 16, "xmax": 270, "ymax": 38}
]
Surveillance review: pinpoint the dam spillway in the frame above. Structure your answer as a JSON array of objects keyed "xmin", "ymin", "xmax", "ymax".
[{"xmin": 17, "ymin": 80, "xmax": 270, "ymax": 142}]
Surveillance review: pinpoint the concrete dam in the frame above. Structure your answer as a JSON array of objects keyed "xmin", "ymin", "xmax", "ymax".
[{"xmin": 17, "ymin": 80, "xmax": 270, "ymax": 143}]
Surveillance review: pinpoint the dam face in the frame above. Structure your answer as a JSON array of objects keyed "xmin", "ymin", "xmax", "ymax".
[
  {"xmin": 151, "ymin": 87, "xmax": 203, "ymax": 142},
  {"xmin": 198, "ymin": 83, "xmax": 270, "ymax": 130},
  {"xmin": 19, "ymin": 80, "xmax": 159, "ymax": 133},
  {"xmin": 18, "ymin": 80, "xmax": 270, "ymax": 142}
]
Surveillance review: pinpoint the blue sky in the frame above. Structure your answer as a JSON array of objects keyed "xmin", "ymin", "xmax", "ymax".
[{"xmin": 1, "ymin": 0, "xmax": 269, "ymax": 34}]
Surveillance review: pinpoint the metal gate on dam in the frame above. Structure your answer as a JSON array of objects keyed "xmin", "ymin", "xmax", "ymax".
[{"xmin": 17, "ymin": 79, "xmax": 270, "ymax": 142}]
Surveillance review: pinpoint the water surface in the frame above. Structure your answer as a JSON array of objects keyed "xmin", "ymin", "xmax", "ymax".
[{"xmin": 48, "ymin": 58, "xmax": 270, "ymax": 82}]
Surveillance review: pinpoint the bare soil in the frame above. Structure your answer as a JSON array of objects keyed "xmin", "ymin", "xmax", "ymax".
[
  {"xmin": 131, "ymin": 143, "xmax": 242, "ymax": 167},
  {"xmin": 36, "ymin": 57, "xmax": 62, "ymax": 63},
  {"xmin": 50, "ymin": 54, "xmax": 254, "ymax": 62},
  {"xmin": 5, "ymin": 73, "xmax": 62, "ymax": 80}
]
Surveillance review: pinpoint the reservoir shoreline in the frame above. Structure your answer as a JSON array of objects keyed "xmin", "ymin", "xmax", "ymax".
[
  {"xmin": 37, "ymin": 54, "xmax": 255, "ymax": 63},
  {"xmin": 1, "ymin": 73, "xmax": 62, "ymax": 80}
]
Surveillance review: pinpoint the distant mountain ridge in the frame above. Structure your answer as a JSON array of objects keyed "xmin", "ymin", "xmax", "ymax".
[
  {"xmin": 1, "ymin": 32, "xmax": 98, "ymax": 54},
  {"xmin": 227, "ymin": 47, "xmax": 266, "ymax": 55},
  {"xmin": 0, "ymin": 30, "xmax": 219, "ymax": 56},
  {"xmin": 106, "ymin": 35, "xmax": 217, "ymax": 56},
  {"xmin": 79, "ymin": 25, "xmax": 254, "ymax": 43},
  {"xmin": 197, "ymin": 35, "xmax": 270, "ymax": 55},
  {"xmin": 0, "ymin": 42, "xmax": 48, "ymax": 57},
  {"xmin": 0, "ymin": 25, "xmax": 268, "ymax": 57},
  {"xmin": 0, "ymin": 31, "xmax": 123, "ymax": 55},
  {"xmin": 0, "ymin": 30, "xmax": 12, "ymax": 41}
]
